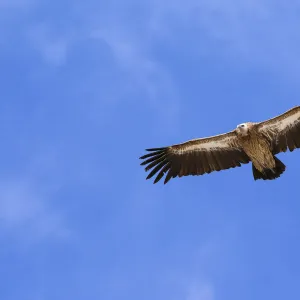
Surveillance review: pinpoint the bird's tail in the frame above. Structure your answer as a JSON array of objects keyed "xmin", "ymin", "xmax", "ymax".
[{"xmin": 252, "ymin": 156, "xmax": 286, "ymax": 180}]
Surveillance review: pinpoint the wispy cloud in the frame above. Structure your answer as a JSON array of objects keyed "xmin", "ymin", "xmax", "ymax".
[
  {"xmin": 148, "ymin": 0, "xmax": 300, "ymax": 75},
  {"xmin": 9, "ymin": 0, "xmax": 300, "ymax": 82},
  {"xmin": 20, "ymin": 0, "xmax": 300, "ymax": 139},
  {"xmin": 27, "ymin": 23, "xmax": 69, "ymax": 66},
  {"xmin": 0, "ymin": 0, "xmax": 35, "ymax": 9},
  {"xmin": 81, "ymin": 0, "xmax": 300, "ymax": 78},
  {"xmin": 186, "ymin": 281, "xmax": 214, "ymax": 300},
  {"xmin": 19, "ymin": 1, "xmax": 182, "ymax": 135},
  {"xmin": 0, "ymin": 178, "xmax": 69, "ymax": 242},
  {"xmin": 88, "ymin": 21, "xmax": 181, "ymax": 134}
]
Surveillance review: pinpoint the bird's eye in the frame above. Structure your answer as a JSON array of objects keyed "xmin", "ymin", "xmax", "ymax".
[{"xmin": 241, "ymin": 124, "xmax": 244, "ymax": 127}]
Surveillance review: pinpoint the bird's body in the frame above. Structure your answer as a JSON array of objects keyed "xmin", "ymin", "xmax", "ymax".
[
  {"xmin": 237, "ymin": 123, "xmax": 275, "ymax": 171},
  {"xmin": 241, "ymin": 135, "xmax": 274, "ymax": 171},
  {"xmin": 140, "ymin": 106, "xmax": 300, "ymax": 184}
]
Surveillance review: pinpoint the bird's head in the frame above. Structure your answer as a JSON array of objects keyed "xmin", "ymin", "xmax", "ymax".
[{"xmin": 236, "ymin": 122, "xmax": 252, "ymax": 136}]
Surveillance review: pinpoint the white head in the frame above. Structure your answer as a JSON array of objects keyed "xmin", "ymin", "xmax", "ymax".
[{"xmin": 236, "ymin": 123, "xmax": 250, "ymax": 136}]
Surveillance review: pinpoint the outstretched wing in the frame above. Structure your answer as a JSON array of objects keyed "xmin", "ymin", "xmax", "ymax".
[
  {"xmin": 139, "ymin": 131, "xmax": 250, "ymax": 184},
  {"xmin": 256, "ymin": 106, "xmax": 300, "ymax": 154}
]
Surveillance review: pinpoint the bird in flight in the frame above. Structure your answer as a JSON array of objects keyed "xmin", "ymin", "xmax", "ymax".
[{"xmin": 139, "ymin": 106, "xmax": 300, "ymax": 184}]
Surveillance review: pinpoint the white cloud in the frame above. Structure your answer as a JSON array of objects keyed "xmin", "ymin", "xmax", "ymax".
[
  {"xmin": 0, "ymin": 178, "xmax": 69, "ymax": 242},
  {"xmin": 75, "ymin": 0, "xmax": 300, "ymax": 131},
  {"xmin": 27, "ymin": 23, "xmax": 69, "ymax": 66},
  {"xmin": 18, "ymin": 0, "xmax": 300, "ymax": 136},
  {"xmin": 0, "ymin": 0, "xmax": 35, "ymax": 9},
  {"xmin": 90, "ymin": 24, "xmax": 181, "ymax": 134},
  {"xmin": 9, "ymin": 0, "xmax": 300, "ymax": 76},
  {"xmin": 150, "ymin": 0, "xmax": 300, "ymax": 74},
  {"xmin": 186, "ymin": 281, "xmax": 214, "ymax": 300},
  {"xmin": 17, "ymin": 6, "xmax": 181, "ymax": 135},
  {"xmin": 84, "ymin": 0, "xmax": 300, "ymax": 78}
]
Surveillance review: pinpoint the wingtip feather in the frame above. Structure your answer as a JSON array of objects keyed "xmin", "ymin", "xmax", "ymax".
[{"xmin": 145, "ymin": 147, "xmax": 166, "ymax": 151}]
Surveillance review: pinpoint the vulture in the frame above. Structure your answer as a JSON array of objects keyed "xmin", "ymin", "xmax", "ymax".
[{"xmin": 139, "ymin": 106, "xmax": 300, "ymax": 184}]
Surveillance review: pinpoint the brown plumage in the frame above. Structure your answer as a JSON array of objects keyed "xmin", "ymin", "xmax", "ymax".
[{"xmin": 140, "ymin": 106, "xmax": 300, "ymax": 184}]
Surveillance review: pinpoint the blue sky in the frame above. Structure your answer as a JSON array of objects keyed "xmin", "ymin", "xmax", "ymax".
[{"xmin": 1, "ymin": 0, "xmax": 300, "ymax": 299}]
